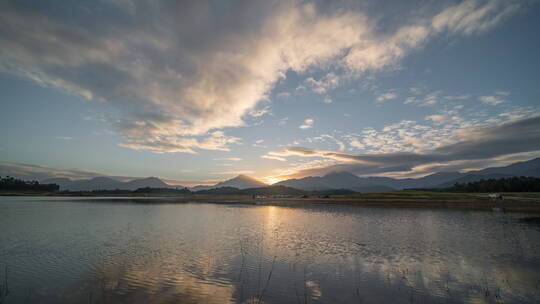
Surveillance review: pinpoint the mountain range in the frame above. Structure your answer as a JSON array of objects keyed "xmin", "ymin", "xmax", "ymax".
[
  {"xmin": 41, "ymin": 176, "xmax": 173, "ymax": 191},
  {"xmin": 39, "ymin": 157, "xmax": 540, "ymax": 192},
  {"xmin": 276, "ymin": 157, "xmax": 540, "ymax": 192},
  {"xmin": 190, "ymin": 174, "xmax": 267, "ymax": 191}
]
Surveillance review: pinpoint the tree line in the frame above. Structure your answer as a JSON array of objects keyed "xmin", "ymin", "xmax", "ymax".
[
  {"xmin": 0, "ymin": 176, "xmax": 60, "ymax": 192},
  {"xmin": 445, "ymin": 176, "xmax": 540, "ymax": 192}
]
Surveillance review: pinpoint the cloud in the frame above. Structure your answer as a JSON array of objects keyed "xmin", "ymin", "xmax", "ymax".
[
  {"xmin": 214, "ymin": 157, "xmax": 242, "ymax": 162},
  {"xmin": 249, "ymin": 106, "xmax": 271, "ymax": 118},
  {"xmin": 375, "ymin": 92, "xmax": 398, "ymax": 102},
  {"xmin": 0, "ymin": 162, "xmax": 121, "ymax": 181},
  {"xmin": 425, "ymin": 114, "xmax": 447, "ymax": 123},
  {"xmin": 424, "ymin": 113, "xmax": 459, "ymax": 125},
  {"xmin": 0, "ymin": 0, "xmax": 522, "ymax": 152},
  {"xmin": 444, "ymin": 95, "xmax": 470, "ymax": 100},
  {"xmin": 431, "ymin": 0, "xmax": 521, "ymax": 36},
  {"xmin": 0, "ymin": 161, "xmax": 211, "ymax": 186},
  {"xmin": 303, "ymin": 72, "xmax": 340, "ymax": 95},
  {"xmin": 55, "ymin": 136, "xmax": 73, "ymax": 140},
  {"xmin": 349, "ymin": 138, "xmax": 365, "ymax": 150},
  {"xmin": 118, "ymin": 131, "xmax": 241, "ymax": 154},
  {"xmin": 479, "ymin": 95, "xmax": 505, "ymax": 105},
  {"xmin": 409, "ymin": 87, "xmax": 423, "ymax": 94},
  {"xmin": 276, "ymin": 92, "xmax": 291, "ymax": 98},
  {"xmin": 267, "ymin": 115, "xmax": 540, "ymax": 177},
  {"xmin": 261, "ymin": 155, "xmax": 287, "ymax": 162},
  {"xmin": 211, "ymin": 170, "xmax": 254, "ymax": 175},
  {"xmin": 404, "ymin": 91, "xmax": 441, "ymax": 106},
  {"xmin": 252, "ymin": 139, "xmax": 266, "ymax": 148},
  {"xmin": 323, "ymin": 96, "xmax": 333, "ymax": 104},
  {"xmin": 299, "ymin": 119, "xmax": 314, "ymax": 129}
]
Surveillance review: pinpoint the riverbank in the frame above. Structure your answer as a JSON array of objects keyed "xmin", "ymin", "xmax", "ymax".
[{"xmin": 2, "ymin": 190, "xmax": 540, "ymax": 212}]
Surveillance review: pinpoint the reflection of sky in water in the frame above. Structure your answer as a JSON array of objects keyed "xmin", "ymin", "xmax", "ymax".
[{"xmin": 0, "ymin": 197, "xmax": 539, "ymax": 303}]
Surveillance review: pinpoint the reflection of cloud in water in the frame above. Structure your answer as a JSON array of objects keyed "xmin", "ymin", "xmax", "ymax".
[
  {"xmin": 2, "ymin": 200, "xmax": 540, "ymax": 304},
  {"xmin": 90, "ymin": 258, "xmax": 236, "ymax": 304}
]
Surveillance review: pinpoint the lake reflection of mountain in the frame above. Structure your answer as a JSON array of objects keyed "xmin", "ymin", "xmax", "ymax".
[{"xmin": 1, "ymin": 197, "xmax": 539, "ymax": 304}]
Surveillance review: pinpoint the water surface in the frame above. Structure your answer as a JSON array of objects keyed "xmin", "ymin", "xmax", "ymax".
[{"xmin": 1, "ymin": 196, "xmax": 539, "ymax": 303}]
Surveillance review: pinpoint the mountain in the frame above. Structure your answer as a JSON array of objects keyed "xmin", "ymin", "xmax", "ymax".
[
  {"xmin": 434, "ymin": 174, "xmax": 512, "ymax": 189},
  {"xmin": 432, "ymin": 158, "xmax": 540, "ymax": 188},
  {"xmin": 276, "ymin": 171, "xmax": 396, "ymax": 192},
  {"xmin": 190, "ymin": 175, "xmax": 267, "ymax": 191},
  {"xmin": 213, "ymin": 175, "xmax": 267, "ymax": 189},
  {"xmin": 275, "ymin": 158, "xmax": 540, "ymax": 191},
  {"xmin": 320, "ymin": 172, "xmax": 365, "ymax": 189},
  {"xmin": 124, "ymin": 177, "xmax": 170, "ymax": 189},
  {"xmin": 273, "ymin": 176, "xmax": 330, "ymax": 191},
  {"xmin": 472, "ymin": 158, "xmax": 540, "ymax": 177},
  {"xmin": 195, "ymin": 185, "xmax": 305, "ymax": 196},
  {"xmin": 41, "ymin": 176, "xmax": 175, "ymax": 191}
]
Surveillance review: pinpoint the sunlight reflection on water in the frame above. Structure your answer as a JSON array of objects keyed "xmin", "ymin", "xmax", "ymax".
[{"xmin": 0, "ymin": 197, "xmax": 539, "ymax": 303}]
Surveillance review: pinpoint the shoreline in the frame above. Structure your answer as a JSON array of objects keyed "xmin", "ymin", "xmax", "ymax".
[{"xmin": 2, "ymin": 192, "xmax": 540, "ymax": 212}]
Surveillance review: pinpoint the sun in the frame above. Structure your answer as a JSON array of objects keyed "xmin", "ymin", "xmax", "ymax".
[{"xmin": 263, "ymin": 176, "xmax": 283, "ymax": 185}]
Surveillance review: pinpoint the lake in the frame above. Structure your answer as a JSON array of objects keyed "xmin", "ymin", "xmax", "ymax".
[{"xmin": 0, "ymin": 196, "xmax": 539, "ymax": 303}]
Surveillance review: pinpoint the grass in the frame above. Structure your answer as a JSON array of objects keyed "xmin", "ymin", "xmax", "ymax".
[
  {"xmin": 331, "ymin": 190, "xmax": 540, "ymax": 200},
  {"xmin": 0, "ymin": 266, "xmax": 8, "ymax": 304}
]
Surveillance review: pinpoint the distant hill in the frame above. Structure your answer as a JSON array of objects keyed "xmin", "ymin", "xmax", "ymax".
[
  {"xmin": 191, "ymin": 174, "xmax": 267, "ymax": 191},
  {"xmin": 431, "ymin": 158, "xmax": 540, "ymax": 188},
  {"xmin": 41, "ymin": 176, "xmax": 175, "ymax": 191},
  {"xmin": 37, "ymin": 157, "xmax": 540, "ymax": 192},
  {"xmin": 276, "ymin": 171, "xmax": 396, "ymax": 192},
  {"xmin": 195, "ymin": 185, "xmax": 304, "ymax": 196},
  {"xmin": 194, "ymin": 185, "xmax": 355, "ymax": 196},
  {"xmin": 472, "ymin": 158, "xmax": 540, "ymax": 177},
  {"xmin": 444, "ymin": 176, "xmax": 540, "ymax": 192},
  {"xmin": 124, "ymin": 177, "xmax": 170, "ymax": 189},
  {"xmin": 214, "ymin": 174, "xmax": 267, "ymax": 189},
  {"xmin": 275, "ymin": 158, "xmax": 540, "ymax": 191},
  {"xmin": 433, "ymin": 173, "xmax": 512, "ymax": 189}
]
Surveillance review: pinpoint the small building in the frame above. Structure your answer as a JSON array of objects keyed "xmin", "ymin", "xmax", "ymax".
[{"xmin": 488, "ymin": 193, "xmax": 503, "ymax": 200}]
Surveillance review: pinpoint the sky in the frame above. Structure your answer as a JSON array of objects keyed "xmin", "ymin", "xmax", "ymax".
[{"xmin": 1, "ymin": 0, "xmax": 540, "ymax": 186}]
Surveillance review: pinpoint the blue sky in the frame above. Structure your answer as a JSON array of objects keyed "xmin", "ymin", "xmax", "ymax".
[{"xmin": 1, "ymin": 0, "xmax": 540, "ymax": 185}]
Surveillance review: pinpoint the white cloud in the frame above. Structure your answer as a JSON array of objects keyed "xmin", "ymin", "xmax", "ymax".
[
  {"xmin": 299, "ymin": 118, "xmax": 314, "ymax": 129},
  {"xmin": 0, "ymin": 0, "xmax": 522, "ymax": 153},
  {"xmin": 55, "ymin": 136, "xmax": 73, "ymax": 140},
  {"xmin": 349, "ymin": 138, "xmax": 365, "ymax": 150},
  {"xmin": 404, "ymin": 91, "xmax": 440, "ymax": 106},
  {"xmin": 375, "ymin": 92, "xmax": 398, "ymax": 102},
  {"xmin": 253, "ymin": 139, "xmax": 266, "ymax": 148},
  {"xmin": 278, "ymin": 117, "xmax": 288, "ymax": 126},
  {"xmin": 266, "ymin": 115, "xmax": 540, "ymax": 178},
  {"xmin": 432, "ymin": 0, "xmax": 520, "ymax": 36},
  {"xmin": 118, "ymin": 131, "xmax": 241, "ymax": 154},
  {"xmin": 303, "ymin": 72, "xmax": 340, "ymax": 95},
  {"xmin": 444, "ymin": 95, "xmax": 470, "ymax": 100},
  {"xmin": 323, "ymin": 96, "xmax": 333, "ymax": 104},
  {"xmin": 249, "ymin": 106, "xmax": 271, "ymax": 118},
  {"xmin": 211, "ymin": 170, "xmax": 254, "ymax": 175},
  {"xmin": 425, "ymin": 114, "xmax": 449, "ymax": 124},
  {"xmin": 261, "ymin": 154, "xmax": 287, "ymax": 162},
  {"xmin": 409, "ymin": 87, "xmax": 423, "ymax": 94},
  {"xmin": 479, "ymin": 95, "xmax": 505, "ymax": 105},
  {"xmin": 0, "ymin": 162, "xmax": 127, "ymax": 181},
  {"xmin": 276, "ymin": 92, "xmax": 291, "ymax": 98},
  {"xmin": 214, "ymin": 157, "xmax": 242, "ymax": 162}
]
